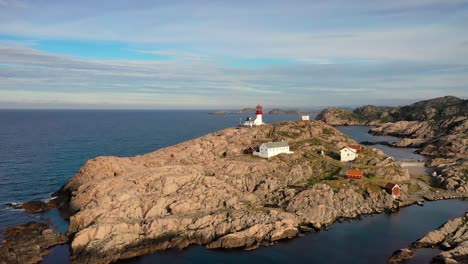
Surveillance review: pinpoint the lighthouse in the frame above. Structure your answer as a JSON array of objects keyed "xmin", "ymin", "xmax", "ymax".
[
  {"xmin": 254, "ymin": 104, "xmax": 263, "ymax": 125},
  {"xmin": 242, "ymin": 104, "xmax": 265, "ymax": 127}
]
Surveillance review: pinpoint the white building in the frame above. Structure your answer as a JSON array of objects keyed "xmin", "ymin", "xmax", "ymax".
[
  {"xmin": 340, "ymin": 147, "xmax": 358, "ymax": 162},
  {"xmin": 301, "ymin": 115, "xmax": 310, "ymax": 121},
  {"xmin": 242, "ymin": 115, "xmax": 263, "ymax": 127},
  {"xmin": 254, "ymin": 142, "xmax": 293, "ymax": 158},
  {"xmin": 242, "ymin": 104, "xmax": 264, "ymax": 127}
]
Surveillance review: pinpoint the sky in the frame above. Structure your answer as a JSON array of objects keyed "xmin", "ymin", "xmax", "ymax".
[{"xmin": 0, "ymin": 0, "xmax": 467, "ymax": 109}]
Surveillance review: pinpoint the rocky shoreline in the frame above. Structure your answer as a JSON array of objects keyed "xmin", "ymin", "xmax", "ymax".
[
  {"xmin": 388, "ymin": 212, "xmax": 468, "ymax": 263},
  {"xmin": 315, "ymin": 96, "xmax": 467, "ymax": 263},
  {"xmin": 1, "ymin": 102, "xmax": 466, "ymax": 264},
  {"xmin": 55, "ymin": 121, "xmax": 413, "ymax": 264},
  {"xmin": 0, "ymin": 120, "xmax": 422, "ymax": 263},
  {"xmin": 0, "ymin": 222, "xmax": 67, "ymax": 264},
  {"xmin": 316, "ymin": 96, "xmax": 467, "ymax": 194}
]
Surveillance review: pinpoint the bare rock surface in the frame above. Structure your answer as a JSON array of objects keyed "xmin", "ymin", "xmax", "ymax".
[
  {"xmin": 12, "ymin": 199, "xmax": 58, "ymax": 213},
  {"xmin": 0, "ymin": 222, "xmax": 67, "ymax": 264},
  {"xmin": 370, "ymin": 116, "xmax": 467, "ymax": 193},
  {"xmin": 315, "ymin": 108, "xmax": 368, "ymax": 126},
  {"xmin": 48, "ymin": 121, "xmax": 410, "ymax": 263},
  {"xmin": 387, "ymin": 248, "xmax": 415, "ymax": 264},
  {"xmin": 388, "ymin": 213, "xmax": 468, "ymax": 263},
  {"xmin": 317, "ymin": 96, "xmax": 467, "ymax": 194},
  {"xmin": 316, "ymin": 96, "xmax": 466, "ymax": 126}
]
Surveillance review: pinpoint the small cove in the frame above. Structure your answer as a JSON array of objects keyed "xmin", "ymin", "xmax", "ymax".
[{"xmin": 335, "ymin": 126, "xmax": 426, "ymax": 161}]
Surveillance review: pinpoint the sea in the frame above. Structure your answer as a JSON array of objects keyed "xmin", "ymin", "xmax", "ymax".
[{"xmin": 0, "ymin": 110, "xmax": 465, "ymax": 264}]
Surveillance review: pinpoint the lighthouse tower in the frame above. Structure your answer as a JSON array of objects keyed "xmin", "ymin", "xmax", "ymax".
[{"xmin": 254, "ymin": 104, "xmax": 263, "ymax": 125}]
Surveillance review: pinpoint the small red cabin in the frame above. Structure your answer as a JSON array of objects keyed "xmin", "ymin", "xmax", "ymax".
[
  {"xmin": 346, "ymin": 169, "xmax": 363, "ymax": 180},
  {"xmin": 347, "ymin": 144, "xmax": 362, "ymax": 154},
  {"xmin": 384, "ymin": 183, "xmax": 401, "ymax": 197},
  {"xmin": 256, "ymin": 104, "xmax": 263, "ymax": 115},
  {"xmin": 243, "ymin": 146, "xmax": 258, "ymax": 154}
]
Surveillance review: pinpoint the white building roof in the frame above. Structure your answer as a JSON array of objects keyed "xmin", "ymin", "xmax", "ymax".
[{"xmin": 262, "ymin": 142, "xmax": 289, "ymax": 149}]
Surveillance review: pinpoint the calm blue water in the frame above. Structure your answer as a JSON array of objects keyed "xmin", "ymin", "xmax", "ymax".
[
  {"xmin": 0, "ymin": 110, "xmax": 464, "ymax": 264},
  {"xmin": 0, "ymin": 110, "xmax": 299, "ymax": 230},
  {"xmin": 124, "ymin": 200, "xmax": 467, "ymax": 264},
  {"xmin": 335, "ymin": 126, "xmax": 425, "ymax": 160}
]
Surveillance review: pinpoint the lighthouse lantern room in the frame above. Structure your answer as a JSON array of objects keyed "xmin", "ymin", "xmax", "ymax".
[{"xmin": 254, "ymin": 104, "xmax": 263, "ymax": 125}]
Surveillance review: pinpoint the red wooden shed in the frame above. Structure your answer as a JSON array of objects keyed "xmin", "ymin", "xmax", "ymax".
[
  {"xmin": 346, "ymin": 169, "xmax": 363, "ymax": 180},
  {"xmin": 384, "ymin": 183, "xmax": 401, "ymax": 197}
]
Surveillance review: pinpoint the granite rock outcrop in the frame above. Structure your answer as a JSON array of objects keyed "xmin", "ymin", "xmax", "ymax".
[{"xmin": 51, "ymin": 121, "xmax": 408, "ymax": 263}]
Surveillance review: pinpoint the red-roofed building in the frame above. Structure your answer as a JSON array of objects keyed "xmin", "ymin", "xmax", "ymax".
[
  {"xmin": 347, "ymin": 144, "xmax": 362, "ymax": 153},
  {"xmin": 346, "ymin": 169, "xmax": 363, "ymax": 180},
  {"xmin": 384, "ymin": 183, "xmax": 401, "ymax": 198}
]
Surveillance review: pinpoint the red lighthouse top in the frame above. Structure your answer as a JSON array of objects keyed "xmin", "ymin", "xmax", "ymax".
[{"xmin": 256, "ymin": 104, "xmax": 263, "ymax": 115}]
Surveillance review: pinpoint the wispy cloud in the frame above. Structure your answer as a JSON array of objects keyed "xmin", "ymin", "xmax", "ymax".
[
  {"xmin": 0, "ymin": 1, "xmax": 467, "ymax": 108},
  {"xmin": 0, "ymin": 43, "xmax": 467, "ymax": 108}
]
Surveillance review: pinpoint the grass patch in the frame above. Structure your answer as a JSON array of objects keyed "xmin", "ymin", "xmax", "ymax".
[
  {"xmin": 413, "ymin": 174, "xmax": 432, "ymax": 184},
  {"xmin": 277, "ymin": 131, "xmax": 301, "ymax": 139},
  {"xmin": 408, "ymin": 182, "xmax": 421, "ymax": 193},
  {"xmin": 322, "ymin": 128, "xmax": 334, "ymax": 135},
  {"xmin": 323, "ymin": 179, "xmax": 348, "ymax": 190},
  {"xmin": 338, "ymin": 112, "xmax": 367, "ymax": 122},
  {"xmin": 294, "ymin": 138, "xmax": 323, "ymax": 146},
  {"xmin": 360, "ymin": 179, "xmax": 383, "ymax": 193},
  {"xmin": 380, "ymin": 116, "xmax": 393, "ymax": 123},
  {"xmin": 306, "ymin": 178, "xmax": 321, "ymax": 188},
  {"xmin": 323, "ymin": 167, "xmax": 341, "ymax": 180}
]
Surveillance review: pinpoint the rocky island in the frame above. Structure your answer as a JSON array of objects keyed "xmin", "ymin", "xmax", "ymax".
[
  {"xmin": 52, "ymin": 120, "xmax": 412, "ymax": 263},
  {"xmin": 2, "ymin": 98, "xmax": 466, "ymax": 263},
  {"xmin": 2, "ymin": 119, "xmax": 449, "ymax": 264}
]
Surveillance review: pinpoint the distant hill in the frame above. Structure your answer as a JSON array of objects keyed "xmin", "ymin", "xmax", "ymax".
[
  {"xmin": 209, "ymin": 108, "xmax": 319, "ymax": 115},
  {"xmin": 316, "ymin": 96, "xmax": 467, "ymax": 125},
  {"xmin": 268, "ymin": 109, "xmax": 318, "ymax": 115}
]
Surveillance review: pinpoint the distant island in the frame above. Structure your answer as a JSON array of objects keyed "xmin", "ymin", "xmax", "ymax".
[{"xmin": 209, "ymin": 108, "xmax": 319, "ymax": 115}]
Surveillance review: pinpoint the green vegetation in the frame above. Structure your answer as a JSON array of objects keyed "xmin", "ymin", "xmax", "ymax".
[
  {"xmin": 322, "ymin": 179, "xmax": 348, "ymax": 190},
  {"xmin": 278, "ymin": 131, "xmax": 301, "ymax": 139},
  {"xmin": 366, "ymin": 173, "xmax": 376, "ymax": 179},
  {"xmin": 306, "ymin": 178, "xmax": 320, "ymax": 188},
  {"xmin": 293, "ymin": 138, "xmax": 322, "ymax": 146},
  {"xmin": 245, "ymin": 202, "xmax": 262, "ymax": 211},
  {"xmin": 322, "ymin": 128, "xmax": 334, "ymax": 135},
  {"xmin": 360, "ymin": 179, "xmax": 382, "ymax": 193},
  {"xmin": 413, "ymin": 174, "xmax": 432, "ymax": 184},
  {"xmin": 336, "ymin": 111, "xmax": 367, "ymax": 122},
  {"xmin": 379, "ymin": 116, "xmax": 392, "ymax": 123},
  {"xmin": 408, "ymin": 182, "xmax": 421, "ymax": 193},
  {"xmin": 323, "ymin": 167, "xmax": 341, "ymax": 180}
]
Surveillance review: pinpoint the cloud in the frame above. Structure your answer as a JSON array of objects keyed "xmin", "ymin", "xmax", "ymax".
[
  {"xmin": 0, "ymin": 44, "xmax": 467, "ymax": 108},
  {"xmin": 0, "ymin": 1, "xmax": 467, "ymax": 108},
  {"xmin": 0, "ymin": 1, "xmax": 467, "ymax": 63}
]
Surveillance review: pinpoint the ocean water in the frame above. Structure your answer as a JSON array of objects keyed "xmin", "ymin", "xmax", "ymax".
[
  {"xmin": 0, "ymin": 110, "xmax": 299, "ymax": 230},
  {"xmin": 0, "ymin": 110, "xmax": 464, "ymax": 264}
]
